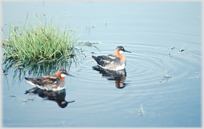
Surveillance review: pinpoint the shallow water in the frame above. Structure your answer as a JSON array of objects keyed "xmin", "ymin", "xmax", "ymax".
[{"xmin": 2, "ymin": 2, "xmax": 201, "ymax": 127}]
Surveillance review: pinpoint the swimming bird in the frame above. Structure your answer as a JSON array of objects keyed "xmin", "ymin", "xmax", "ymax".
[
  {"xmin": 25, "ymin": 69, "xmax": 72, "ymax": 91},
  {"xmin": 92, "ymin": 46, "xmax": 131, "ymax": 71}
]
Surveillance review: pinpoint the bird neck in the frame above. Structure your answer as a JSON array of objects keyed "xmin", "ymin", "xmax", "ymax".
[
  {"xmin": 57, "ymin": 99, "xmax": 66, "ymax": 108},
  {"xmin": 115, "ymin": 49, "xmax": 125, "ymax": 62},
  {"xmin": 56, "ymin": 71, "xmax": 64, "ymax": 81}
]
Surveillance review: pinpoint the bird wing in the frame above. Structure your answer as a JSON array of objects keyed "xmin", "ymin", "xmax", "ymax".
[
  {"xmin": 92, "ymin": 54, "xmax": 119, "ymax": 67},
  {"xmin": 25, "ymin": 75, "xmax": 60, "ymax": 86}
]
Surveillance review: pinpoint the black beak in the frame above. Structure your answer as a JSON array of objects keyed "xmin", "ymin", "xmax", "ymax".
[
  {"xmin": 124, "ymin": 50, "xmax": 131, "ymax": 53},
  {"xmin": 62, "ymin": 71, "xmax": 69, "ymax": 75},
  {"xmin": 67, "ymin": 73, "xmax": 75, "ymax": 77},
  {"xmin": 62, "ymin": 71, "xmax": 74, "ymax": 77}
]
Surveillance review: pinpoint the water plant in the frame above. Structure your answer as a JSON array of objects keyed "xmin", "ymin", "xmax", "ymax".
[
  {"xmin": 160, "ymin": 53, "xmax": 164, "ymax": 63},
  {"xmin": 168, "ymin": 45, "xmax": 175, "ymax": 55},
  {"xmin": 139, "ymin": 104, "xmax": 145, "ymax": 116},
  {"xmin": 163, "ymin": 69, "xmax": 171, "ymax": 78},
  {"xmin": 2, "ymin": 13, "xmax": 80, "ymax": 66},
  {"xmin": 179, "ymin": 44, "xmax": 185, "ymax": 52}
]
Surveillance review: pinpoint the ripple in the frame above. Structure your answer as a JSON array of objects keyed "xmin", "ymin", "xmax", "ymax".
[{"xmin": 67, "ymin": 42, "xmax": 201, "ymax": 110}]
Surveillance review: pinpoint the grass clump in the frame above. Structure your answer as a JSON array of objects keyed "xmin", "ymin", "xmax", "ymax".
[{"xmin": 2, "ymin": 13, "xmax": 80, "ymax": 64}]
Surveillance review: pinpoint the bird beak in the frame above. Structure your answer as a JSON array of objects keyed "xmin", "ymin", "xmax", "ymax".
[
  {"xmin": 124, "ymin": 50, "xmax": 131, "ymax": 53},
  {"xmin": 61, "ymin": 72, "xmax": 74, "ymax": 77},
  {"xmin": 67, "ymin": 73, "xmax": 75, "ymax": 77}
]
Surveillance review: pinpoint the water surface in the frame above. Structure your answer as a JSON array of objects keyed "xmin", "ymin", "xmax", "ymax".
[{"xmin": 2, "ymin": 2, "xmax": 201, "ymax": 127}]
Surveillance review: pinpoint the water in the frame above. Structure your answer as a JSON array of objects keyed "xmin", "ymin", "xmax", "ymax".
[{"xmin": 2, "ymin": 2, "xmax": 201, "ymax": 127}]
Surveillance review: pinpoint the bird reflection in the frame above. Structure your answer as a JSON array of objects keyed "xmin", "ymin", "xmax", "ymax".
[
  {"xmin": 25, "ymin": 87, "xmax": 74, "ymax": 108},
  {"xmin": 92, "ymin": 66, "xmax": 127, "ymax": 89}
]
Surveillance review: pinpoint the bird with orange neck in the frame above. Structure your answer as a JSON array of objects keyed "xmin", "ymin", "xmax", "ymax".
[
  {"xmin": 25, "ymin": 69, "xmax": 73, "ymax": 91},
  {"xmin": 92, "ymin": 46, "xmax": 131, "ymax": 71}
]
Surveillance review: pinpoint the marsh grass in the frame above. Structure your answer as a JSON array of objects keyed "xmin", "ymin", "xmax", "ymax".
[{"xmin": 2, "ymin": 13, "xmax": 80, "ymax": 65}]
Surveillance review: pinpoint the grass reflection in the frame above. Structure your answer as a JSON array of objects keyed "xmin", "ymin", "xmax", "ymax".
[{"xmin": 2, "ymin": 47, "xmax": 85, "ymax": 82}]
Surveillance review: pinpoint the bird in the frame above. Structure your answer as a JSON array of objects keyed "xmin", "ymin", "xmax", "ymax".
[
  {"xmin": 25, "ymin": 69, "xmax": 73, "ymax": 91},
  {"xmin": 92, "ymin": 46, "xmax": 131, "ymax": 71}
]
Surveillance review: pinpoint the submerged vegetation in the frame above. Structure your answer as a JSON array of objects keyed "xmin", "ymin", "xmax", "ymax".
[{"xmin": 2, "ymin": 13, "xmax": 80, "ymax": 66}]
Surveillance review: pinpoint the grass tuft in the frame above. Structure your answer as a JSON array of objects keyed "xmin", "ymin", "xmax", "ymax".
[{"xmin": 2, "ymin": 13, "xmax": 80, "ymax": 64}]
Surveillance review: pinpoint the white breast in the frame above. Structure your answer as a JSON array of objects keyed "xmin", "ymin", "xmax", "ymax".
[{"xmin": 115, "ymin": 63, "xmax": 125, "ymax": 70}]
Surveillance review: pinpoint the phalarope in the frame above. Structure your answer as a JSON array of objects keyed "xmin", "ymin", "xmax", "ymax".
[
  {"xmin": 92, "ymin": 46, "xmax": 131, "ymax": 71},
  {"xmin": 25, "ymin": 69, "xmax": 72, "ymax": 91}
]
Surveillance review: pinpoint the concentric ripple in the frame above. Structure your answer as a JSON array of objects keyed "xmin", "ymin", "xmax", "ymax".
[
  {"xmin": 66, "ymin": 42, "xmax": 201, "ymax": 112},
  {"xmin": 68, "ymin": 42, "xmax": 201, "ymax": 95}
]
